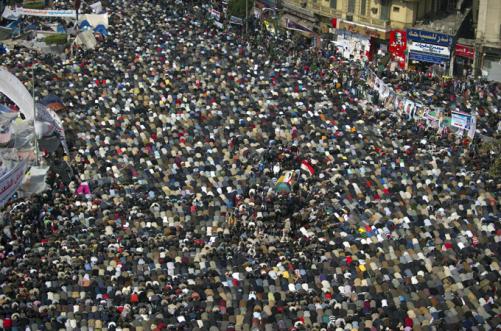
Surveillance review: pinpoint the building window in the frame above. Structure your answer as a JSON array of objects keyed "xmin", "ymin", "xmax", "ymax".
[
  {"xmin": 360, "ymin": 0, "xmax": 367, "ymax": 16},
  {"xmin": 393, "ymin": 6, "xmax": 400, "ymax": 12},
  {"xmin": 330, "ymin": 0, "xmax": 337, "ymax": 9},
  {"xmin": 380, "ymin": 4, "xmax": 389, "ymax": 20},
  {"xmin": 347, "ymin": 0, "xmax": 355, "ymax": 14}
]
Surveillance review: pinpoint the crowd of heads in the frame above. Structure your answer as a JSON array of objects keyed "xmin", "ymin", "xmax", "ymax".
[{"xmin": 0, "ymin": 0, "xmax": 500, "ymax": 330}]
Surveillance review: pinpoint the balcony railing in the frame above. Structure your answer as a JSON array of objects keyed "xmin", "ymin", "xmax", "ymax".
[
  {"xmin": 282, "ymin": 0, "xmax": 389, "ymax": 29},
  {"xmin": 354, "ymin": 14, "xmax": 390, "ymax": 28},
  {"xmin": 282, "ymin": 0, "xmax": 316, "ymax": 18},
  {"xmin": 310, "ymin": 3, "xmax": 342, "ymax": 17}
]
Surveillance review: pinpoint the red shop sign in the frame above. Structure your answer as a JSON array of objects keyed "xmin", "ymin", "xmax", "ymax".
[{"xmin": 455, "ymin": 44, "xmax": 475, "ymax": 59}]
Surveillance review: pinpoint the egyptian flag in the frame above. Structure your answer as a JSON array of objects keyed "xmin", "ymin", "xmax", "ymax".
[{"xmin": 300, "ymin": 160, "xmax": 315, "ymax": 177}]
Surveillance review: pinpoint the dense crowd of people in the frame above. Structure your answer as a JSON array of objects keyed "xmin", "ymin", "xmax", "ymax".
[{"xmin": 0, "ymin": 0, "xmax": 500, "ymax": 330}]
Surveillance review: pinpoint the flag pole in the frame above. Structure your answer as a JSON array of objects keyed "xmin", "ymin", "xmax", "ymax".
[{"xmin": 31, "ymin": 65, "xmax": 40, "ymax": 166}]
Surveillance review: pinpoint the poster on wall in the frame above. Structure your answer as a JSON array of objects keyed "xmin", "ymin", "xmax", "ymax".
[
  {"xmin": 335, "ymin": 31, "xmax": 370, "ymax": 62},
  {"xmin": 388, "ymin": 30, "xmax": 407, "ymax": 69}
]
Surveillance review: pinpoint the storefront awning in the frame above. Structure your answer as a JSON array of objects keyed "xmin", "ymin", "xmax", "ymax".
[{"xmin": 282, "ymin": 14, "xmax": 314, "ymax": 34}]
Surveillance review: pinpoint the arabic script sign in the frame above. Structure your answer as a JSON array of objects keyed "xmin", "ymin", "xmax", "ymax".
[
  {"xmin": 409, "ymin": 42, "xmax": 450, "ymax": 57},
  {"xmin": 407, "ymin": 28, "xmax": 453, "ymax": 48}
]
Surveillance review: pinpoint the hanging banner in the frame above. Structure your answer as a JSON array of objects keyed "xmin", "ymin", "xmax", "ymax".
[
  {"xmin": 14, "ymin": 7, "xmax": 77, "ymax": 18},
  {"xmin": 0, "ymin": 159, "xmax": 27, "ymax": 207},
  {"xmin": 0, "ymin": 68, "xmax": 35, "ymax": 121},
  {"xmin": 388, "ymin": 30, "xmax": 406, "ymax": 69}
]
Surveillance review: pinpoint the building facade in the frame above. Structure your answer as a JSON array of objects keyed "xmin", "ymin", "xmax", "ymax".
[
  {"xmin": 474, "ymin": 0, "xmax": 501, "ymax": 81},
  {"xmin": 280, "ymin": 0, "xmax": 453, "ymax": 62},
  {"xmin": 280, "ymin": 0, "xmax": 467, "ymax": 71}
]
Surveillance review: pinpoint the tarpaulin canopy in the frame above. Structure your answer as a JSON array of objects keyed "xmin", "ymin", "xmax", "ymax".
[
  {"xmin": 79, "ymin": 13, "xmax": 109, "ymax": 28},
  {"xmin": 0, "ymin": 68, "xmax": 35, "ymax": 121},
  {"xmin": 75, "ymin": 29, "xmax": 97, "ymax": 50}
]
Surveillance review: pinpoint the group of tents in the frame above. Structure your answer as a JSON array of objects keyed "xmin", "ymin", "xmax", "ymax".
[{"xmin": 0, "ymin": 2, "xmax": 109, "ymax": 51}]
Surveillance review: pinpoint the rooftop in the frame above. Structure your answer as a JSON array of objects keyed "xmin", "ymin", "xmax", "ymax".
[{"xmin": 414, "ymin": 8, "xmax": 470, "ymax": 36}]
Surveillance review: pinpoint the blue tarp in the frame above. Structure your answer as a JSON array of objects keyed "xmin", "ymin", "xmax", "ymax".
[
  {"xmin": 93, "ymin": 24, "xmax": 108, "ymax": 36},
  {"xmin": 0, "ymin": 44, "xmax": 6, "ymax": 55},
  {"xmin": 5, "ymin": 20, "xmax": 19, "ymax": 29},
  {"xmin": 25, "ymin": 23, "xmax": 38, "ymax": 31},
  {"xmin": 0, "ymin": 104, "xmax": 13, "ymax": 113},
  {"xmin": 79, "ymin": 20, "xmax": 91, "ymax": 30},
  {"xmin": 40, "ymin": 95, "xmax": 63, "ymax": 106},
  {"xmin": 56, "ymin": 24, "xmax": 66, "ymax": 33}
]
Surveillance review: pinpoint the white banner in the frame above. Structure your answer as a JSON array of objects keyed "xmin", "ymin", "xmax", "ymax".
[
  {"xmin": 408, "ymin": 42, "xmax": 450, "ymax": 57},
  {"xmin": 3, "ymin": 7, "xmax": 78, "ymax": 18},
  {"xmin": 20, "ymin": 8, "xmax": 76, "ymax": 18},
  {"xmin": 451, "ymin": 111, "xmax": 471, "ymax": 130},
  {"xmin": 0, "ymin": 160, "xmax": 27, "ymax": 207},
  {"xmin": 0, "ymin": 68, "xmax": 35, "ymax": 121}
]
